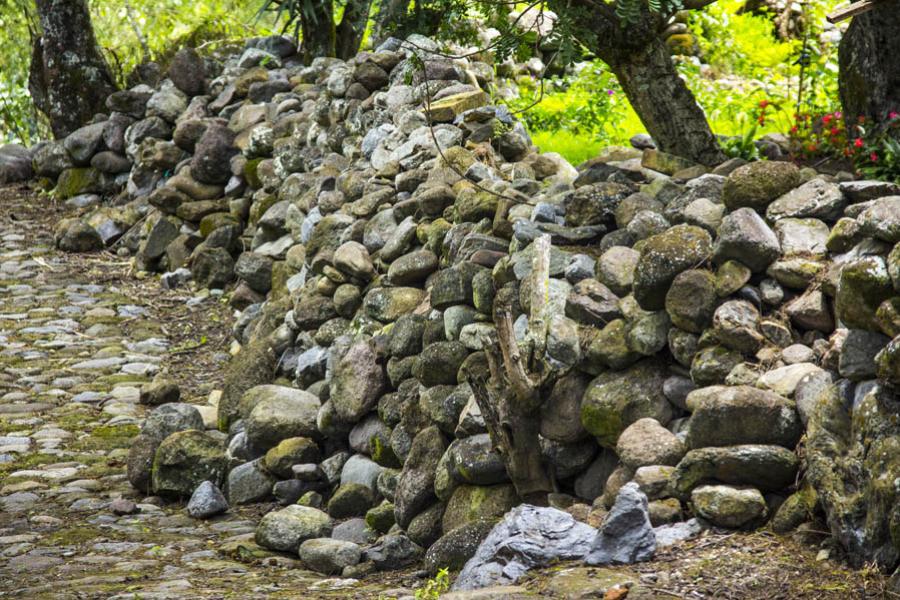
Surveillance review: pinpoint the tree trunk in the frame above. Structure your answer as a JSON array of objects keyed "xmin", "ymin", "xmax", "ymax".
[
  {"xmin": 572, "ymin": 3, "xmax": 725, "ymax": 166},
  {"xmin": 336, "ymin": 0, "xmax": 372, "ymax": 60},
  {"xmin": 604, "ymin": 33, "xmax": 725, "ymax": 166},
  {"xmin": 28, "ymin": 0, "xmax": 117, "ymax": 139},
  {"xmin": 839, "ymin": 2, "xmax": 900, "ymax": 139},
  {"xmin": 300, "ymin": 0, "xmax": 336, "ymax": 63},
  {"xmin": 465, "ymin": 235, "xmax": 556, "ymax": 504},
  {"xmin": 371, "ymin": 0, "xmax": 408, "ymax": 44}
]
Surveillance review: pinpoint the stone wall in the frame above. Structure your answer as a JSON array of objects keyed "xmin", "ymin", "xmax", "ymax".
[{"xmin": 18, "ymin": 31, "xmax": 900, "ymax": 576}]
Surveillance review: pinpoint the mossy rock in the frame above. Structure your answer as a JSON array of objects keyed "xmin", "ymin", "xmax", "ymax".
[
  {"xmin": 199, "ymin": 212, "xmax": 239, "ymax": 238},
  {"xmin": 55, "ymin": 167, "xmax": 104, "ymax": 199},
  {"xmin": 365, "ymin": 502, "xmax": 396, "ymax": 533},
  {"xmin": 836, "ymin": 257, "xmax": 894, "ymax": 331},
  {"xmin": 633, "ymin": 224, "xmax": 712, "ymax": 311},
  {"xmin": 442, "ymin": 484, "xmax": 519, "ymax": 533},
  {"xmin": 723, "ymin": 161, "xmax": 802, "ymax": 211},
  {"xmin": 151, "ymin": 430, "xmax": 227, "ymax": 497},
  {"xmin": 581, "ymin": 359, "xmax": 671, "ymax": 447}
]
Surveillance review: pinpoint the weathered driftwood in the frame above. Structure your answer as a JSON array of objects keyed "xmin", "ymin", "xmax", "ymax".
[
  {"xmin": 465, "ymin": 235, "xmax": 558, "ymax": 504},
  {"xmin": 827, "ymin": 0, "xmax": 883, "ymax": 23}
]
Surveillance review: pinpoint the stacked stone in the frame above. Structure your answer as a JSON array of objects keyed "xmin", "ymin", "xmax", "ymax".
[{"xmin": 37, "ymin": 31, "xmax": 899, "ymax": 576}]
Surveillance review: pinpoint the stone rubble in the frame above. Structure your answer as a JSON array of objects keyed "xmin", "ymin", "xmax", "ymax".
[{"xmin": 1, "ymin": 25, "xmax": 900, "ymax": 591}]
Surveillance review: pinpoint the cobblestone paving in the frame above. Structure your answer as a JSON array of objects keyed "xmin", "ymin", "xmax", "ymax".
[{"xmin": 0, "ymin": 190, "xmax": 411, "ymax": 599}]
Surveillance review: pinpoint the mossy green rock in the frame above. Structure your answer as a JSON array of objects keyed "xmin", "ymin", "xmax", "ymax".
[
  {"xmin": 424, "ymin": 518, "xmax": 497, "ymax": 574},
  {"xmin": 581, "ymin": 359, "xmax": 672, "ymax": 447},
  {"xmin": 691, "ymin": 484, "xmax": 768, "ymax": 529},
  {"xmin": 199, "ymin": 212, "xmax": 239, "ymax": 238},
  {"xmin": 365, "ymin": 502, "xmax": 396, "ymax": 533},
  {"xmin": 264, "ymin": 437, "xmax": 321, "ymax": 478},
  {"xmin": 690, "ymin": 344, "xmax": 742, "ymax": 386},
  {"xmin": 723, "ymin": 161, "xmax": 802, "ymax": 211},
  {"xmin": 55, "ymin": 167, "xmax": 104, "ymax": 199},
  {"xmin": 670, "ymin": 444, "xmax": 799, "ymax": 499},
  {"xmin": 363, "ymin": 287, "xmax": 425, "ymax": 322},
  {"xmin": 442, "ymin": 484, "xmax": 519, "ymax": 533},
  {"xmin": 665, "ymin": 269, "xmax": 717, "ymax": 334},
  {"xmin": 835, "ymin": 256, "xmax": 894, "ymax": 331},
  {"xmin": 805, "ymin": 382, "xmax": 900, "ymax": 567},
  {"xmin": 771, "ymin": 485, "xmax": 818, "ymax": 533},
  {"xmin": 151, "ymin": 430, "xmax": 227, "ymax": 497},
  {"xmin": 633, "ymin": 224, "xmax": 712, "ymax": 311},
  {"xmin": 876, "ymin": 336, "xmax": 900, "ymax": 388},
  {"xmin": 327, "ymin": 483, "xmax": 375, "ymax": 518}
]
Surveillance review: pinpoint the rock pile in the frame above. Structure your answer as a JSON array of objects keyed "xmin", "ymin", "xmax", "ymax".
[{"xmin": 15, "ymin": 29, "xmax": 900, "ymax": 582}]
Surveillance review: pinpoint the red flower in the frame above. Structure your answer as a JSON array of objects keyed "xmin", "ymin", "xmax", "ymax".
[
  {"xmin": 854, "ymin": 138, "xmax": 864, "ymax": 148},
  {"xmin": 823, "ymin": 114, "xmax": 833, "ymax": 124},
  {"xmin": 790, "ymin": 125, "xmax": 799, "ymax": 134},
  {"xmin": 870, "ymin": 152, "xmax": 878, "ymax": 162},
  {"xmin": 758, "ymin": 116, "xmax": 766, "ymax": 125},
  {"xmin": 759, "ymin": 100, "xmax": 770, "ymax": 109},
  {"xmin": 806, "ymin": 143, "xmax": 818, "ymax": 152},
  {"xmin": 830, "ymin": 127, "xmax": 840, "ymax": 137}
]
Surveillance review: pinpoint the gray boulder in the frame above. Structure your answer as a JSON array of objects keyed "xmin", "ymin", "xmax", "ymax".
[
  {"xmin": 453, "ymin": 505, "xmax": 596, "ymax": 590},
  {"xmin": 584, "ymin": 482, "xmax": 656, "ymax": 565},
  {"xmin": 187, "ymin": 480, "xmax": 228, "ymax": 518}
]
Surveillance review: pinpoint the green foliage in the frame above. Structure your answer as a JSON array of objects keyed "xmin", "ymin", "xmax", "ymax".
[
  {"xmin": 853, "ymin": 116, "xmax": 900, "ymax": 182},
  {"xmin": 506, "ymin": 60, "xmax": 646, "ymax": 163},
  {"xmin": 0, "ymin": 0, "xmax": 275, "ymax": 143},
  {"xmin": 415, "ymin": 568, "xmax": 451, "ymax": 600}
]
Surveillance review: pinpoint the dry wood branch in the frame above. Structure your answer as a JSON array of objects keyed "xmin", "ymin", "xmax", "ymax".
[{"xmin": 827, "ymin": 0, "xmax": 881, "ymax": 23}]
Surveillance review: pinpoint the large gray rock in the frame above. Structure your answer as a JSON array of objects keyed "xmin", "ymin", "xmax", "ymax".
[
  {"xmin": 226, "ymin": 458, "xmax": 276, "ymax": 504},
  {"xmin": 255, "ymin": 505, "xmax": 333, "ymax": 553},
  {"xmin": 684, "ymin": 386, "xmax": 801, "ymax": 449},
  {"xmin": 452, "ymin": 505, "xmax": 597, "ymax": 590},
  {"xmin": 187, "ymin": 480, "xmax": 228, "ymax": 518},
  {"xmin": 0, "ymin": 144, "xmax": 33, "ymax": 183},
  {"xmin": 766, "ymin": 178, "xmax": 845, "ymax": 221},
  {"xmin": 245, "ymin": 386, "xmax": 320, "ymax": 451},
  {"xmin": 142, "ymin": 403, "xmax": 204, "ymax": 441},
  {"xmin": 712, "ymin": 207, "xmax": 781, "ymax": 272},
  {"xmin": 670, "ymin": 444, "xmax": 799, "ymax": 498},
  {"xmin": 330, "ymin": 337, "xmax": 387, "ymax": 423},
  {"xmin": 191, "ymin": 124, "xmax": 237, "ymax": 184},
  {"xmin": 299, "ymin": 538, "xmax": 361, "ymax": 574},
  {"xmin": 691, "ymin": 484, "xmax": 767, "ymax": 529},
  {"xmin": 394, "ymin": 426, "xmax": 447, "ymax": 528},
  {"xmin": 584, "ymin": 482, "xmax": 656, "ymax": 565}
]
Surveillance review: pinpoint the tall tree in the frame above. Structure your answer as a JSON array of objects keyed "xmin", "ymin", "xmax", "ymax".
[
  {"xmin": 28, "ymin": 0, "xmax": 117, "ymax": 138},
  {"xmin": 838, "ymin": 3, "xmax": 900, "ymax": 140},
  {"xmin": 336, "ymin": 0, "xmax": 373, "ymax": 59},
  {"xmin": 561, "ymin": 0, "xmax": 725, "ymax": 166}
]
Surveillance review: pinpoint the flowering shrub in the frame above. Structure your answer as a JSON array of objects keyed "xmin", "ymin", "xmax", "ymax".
[
  {"xmin": 852, "ymin": 112, "xmax": 900, "ymax": 182},
  {"xmin": 789, "ymin": 110, "xmax": 900, "ymax": 182}
]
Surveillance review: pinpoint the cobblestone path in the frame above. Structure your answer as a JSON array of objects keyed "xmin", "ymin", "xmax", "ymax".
[{"xmin": 0, "ymin": 188, "xmax": 408, "ymax": 599}]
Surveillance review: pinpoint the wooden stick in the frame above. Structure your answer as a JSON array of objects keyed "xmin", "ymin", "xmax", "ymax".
[{"xmin": 827, "ymin": 0, "xmax": 880, "ymax": 24}]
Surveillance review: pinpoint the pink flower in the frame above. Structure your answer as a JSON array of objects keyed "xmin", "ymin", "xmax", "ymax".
[
  {"xmin": 890, "ymin": 111, "xmax": 899, "ymax": 120},
  {"xmin": 870, "ymin": 152, "xmax": 879, "ymax": 162},
  {"xmin": 854, "ymin": 138, "xmax": 864, "ymax": 148}
]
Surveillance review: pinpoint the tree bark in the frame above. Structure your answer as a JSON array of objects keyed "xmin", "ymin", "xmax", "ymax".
[
  {"xmin": 336, "ymin": 0, "xmax": 373, "ymax": 60},
  {"xmin": 28, "ymin": 0, "xmax": 117, "ymax": 139},
  {"xmin": 300, "ymin": 0, "xmax": 337, "ymax": 63},
  {"xmin": 465, "ymin": 235, "xmax": 556, "ymax": 504},
  {"xmin": 839, "ymin": 2, "xmax": 900, "ymax": 138},
  {"xmin": 607, "ymin": 32, "xmax": 725, "ymax": 166},
  {"xmin": 371, "ymin": 0, "xmax": 408, "ymax": 44},
  {"xmin": 570, "ymin": 2, "xmax": 725, "ymax": 166}
]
